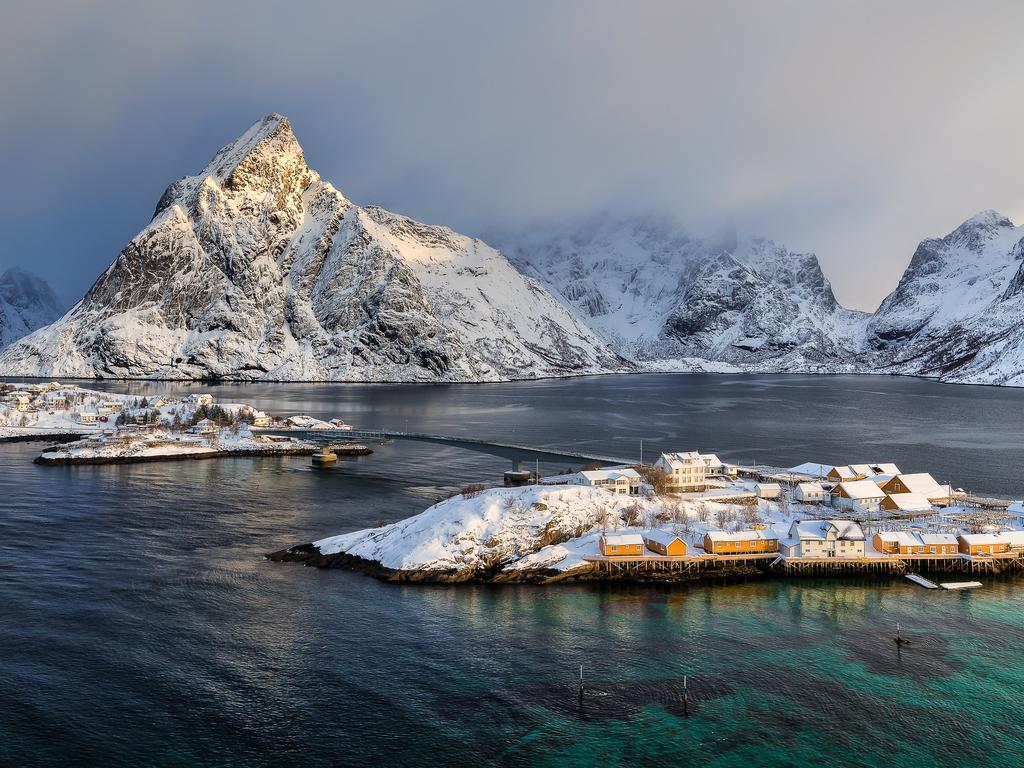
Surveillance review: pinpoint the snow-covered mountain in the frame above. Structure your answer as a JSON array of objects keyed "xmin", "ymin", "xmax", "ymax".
[
  {"xmin": 0, "ymin": 268, "xmax": 61, "ymax": 349},
  {"xmin": 0, "ymin": 115, "xmax": 626, "ymax": 382},
  {"xmin": 496, "ymin": 215, "xmax": 870, "ymax": 372},
  {"xmin": 869, "ymin": 210, "xmax": 1024, "ymax": 385}
]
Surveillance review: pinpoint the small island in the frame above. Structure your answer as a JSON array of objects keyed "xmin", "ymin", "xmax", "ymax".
[
  {"xmin": 271, "ymin": 455, "xmax": 1024, "ymax": 584},
  {"xmin": 0, "ymin": 381, "xmax": 364, "ymax": 465}
]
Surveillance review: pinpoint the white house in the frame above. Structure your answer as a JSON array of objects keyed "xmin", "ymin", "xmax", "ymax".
[
  {"xmin": 189, "ymin": 394, "xmax": 214, "ymax": 407},
  {"xmin": 191, "ymin": 419, "xmax": 218, "ymax": 436},
  {"xmin": 77, "ymin": 410, "xmax": 98, "ymax": 425},
  {"xmin": 330, "ymin": 419, "xmax": 354, "ymax": 431},
  {"xmin": 102, "ymin": 401, "xmax": 124, "ymax": 413},
  {"xmin": 653, "ymin": 451, "xmax": 708, "ymax": 492},
  {"xmin": 571, "ymin": 468, "xmax": 644, "ymax": 496},
  {"xmin": 755, "ymin": 482, "xmax": 782, "ymax": 499},
  {"xmin": 251, "ymin": 411, "xmax": 273, "ymax": 428},
  {"xmin": 780, "ymin": 519, "xmax": 866, "ymax": 558},
  {"xmin": 795, "ymin": 482, "xmax": 826, "ymax": 503},
  {"xmin": 830, "ymin": 480, "xmax": 886, "ymax": 511}
]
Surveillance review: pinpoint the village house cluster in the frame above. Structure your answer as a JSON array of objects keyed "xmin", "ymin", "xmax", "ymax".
[{"xmin": 568, "ymin": 451, "xmax": 1024, "ymax": 571}]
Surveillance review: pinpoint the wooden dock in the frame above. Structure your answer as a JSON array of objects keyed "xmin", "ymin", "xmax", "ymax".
[{"xmin": 580, "ymin": 550, "xmax": 1024, "ymax": 578}]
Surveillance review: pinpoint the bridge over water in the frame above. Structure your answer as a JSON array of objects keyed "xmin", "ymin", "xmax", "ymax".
[{"xmin": 261, "ymin": 428, "xmax": 634, "ymax": 473}]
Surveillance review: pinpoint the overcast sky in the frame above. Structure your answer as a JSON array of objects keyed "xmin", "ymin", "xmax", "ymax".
[{"xmin": 2, "ymin": 1, "xmax": 1022, "ymax": 311}]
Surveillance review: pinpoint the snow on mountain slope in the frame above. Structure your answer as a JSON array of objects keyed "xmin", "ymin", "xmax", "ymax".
[
  {"xmin": 497, "ymin": 216, "xmax": 869, "ymax": 371},
  {"xmin": 869, "ymin": 210, "xmax": 1024, "ymax": 384},
  {"xmin": 0, "ymin": 268, "xmax": 61, "ymax": 348},
  {"xmin": 0, "ymin": 114, "xmax": 626, "ymax": 382}
]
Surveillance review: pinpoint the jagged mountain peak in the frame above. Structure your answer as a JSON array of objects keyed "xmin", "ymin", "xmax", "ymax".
[
  {"xmin": 153, "ymin": 113, "xmax": 316, "ymax": 222},
  {"xmin": 945, "ymin": 209, "xmax": 1015, "ymax": 253},
  {"xmin": 0, "ymin": 115, "xmax": 622, "ymax": 382}
]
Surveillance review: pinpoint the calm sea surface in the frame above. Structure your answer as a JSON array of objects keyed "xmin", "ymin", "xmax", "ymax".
[{"xmin": 3, "ymin": 374, "xmax": 1024, "ymax": 767}]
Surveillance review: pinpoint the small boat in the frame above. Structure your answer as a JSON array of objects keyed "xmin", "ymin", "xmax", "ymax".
[
  {"xmin": 312, "ymin": 445, "xmax": 338, "ymax": 466},
  {"xmin": 940, "ymin": 581, "xmax": 983, "ymax": 590}
]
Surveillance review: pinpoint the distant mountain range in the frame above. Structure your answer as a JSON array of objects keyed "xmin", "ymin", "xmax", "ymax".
[
  {"xmin": 0, "ymin": 268, "xmax": 60, "ymax": 349},
  {"xmin": 1, "ymin": 114, "xmax": 1022, "ymax": 386}
]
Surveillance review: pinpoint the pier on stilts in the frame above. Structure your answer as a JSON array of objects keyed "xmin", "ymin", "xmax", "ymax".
[{"xmin": 581, "ymin": 551, "xmax": 1024, "ymax": 580}]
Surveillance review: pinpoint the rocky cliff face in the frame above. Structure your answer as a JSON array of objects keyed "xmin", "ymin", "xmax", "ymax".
[
  {"xmin": 0, "ymin": 268, "xmax": 61, "ymax": 348},
  {"xmin": 868, "ymin": 210, "xmax": 1024, "ymax": 384},
  {"xmin": 498, "ymin": 216, "xmax": 869, "ymax": 371},
  {"xmin": 0, "ymin": 114, "xmax": 626, "ymax": 382}
]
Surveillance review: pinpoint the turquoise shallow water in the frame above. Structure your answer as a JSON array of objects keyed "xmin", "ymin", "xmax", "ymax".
[{"xmin": 3, "ymin": 374, "xmax": 1024, "ymax": 767}]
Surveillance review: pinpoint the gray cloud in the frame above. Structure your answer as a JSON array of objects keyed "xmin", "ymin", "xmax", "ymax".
[{"xmin": 2, "ymin": 0, "xmax": 1022, "ymax": 310}]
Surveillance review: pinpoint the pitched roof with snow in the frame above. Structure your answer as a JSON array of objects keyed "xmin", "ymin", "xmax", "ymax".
[
  {"xmin": 849, "ymin": 464, "xmax": 875, "ymax": 476},
  {"xmin": 601, "ymin": 533, "xmax": 644, "ymax": 546},
  {"xmin": 957, "ymin": 533, "xmax": 1004, "ymax": 545},
  {"xmin": 919, "ymin": 533, "xmax": 958, "ymax": 546},
  {"xmin": 836, "ymin": 480, "xmax": 886, "ymax": 499},
  {"xmin": 829, "ymin": 466, "xmax": 857, "ymax": 479},
  {"xmin": 788, "ymin": 462, "xmax": 834, "ymax": 476},
  {"xmin": 579, "ymin": 468, "xmax": 641, "ymax": 482},
  {"xmin": 796, "ymin": 482, "xmax": 825, "ymax": 494},
  {"xmin": 791, "ymin": 519, "xmax": 865, "ymax": 541},
  {"xmin": 642, "ymin": 529, "xmax": 686, "ymax": 547},
  {"xmin": 705, "ymin": 529, "xmax": 778, "ymax": 543},
  {"xmin": 888, "ymin": 473, "xmax": 947, "ymax": 498},
  {"xmin": 883, "ymin": 493, "xmax": 933, "ymax": 512}
]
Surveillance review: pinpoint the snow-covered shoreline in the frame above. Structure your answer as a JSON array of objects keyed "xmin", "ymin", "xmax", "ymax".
[{"xmin": 269, "ymin": 484, "xmax": 797, "ymax": 583}]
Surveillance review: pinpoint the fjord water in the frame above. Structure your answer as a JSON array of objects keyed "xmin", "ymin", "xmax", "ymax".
[{"xmin": 3, "ymin": 374, "xmax": 1024, "ymax": 767}]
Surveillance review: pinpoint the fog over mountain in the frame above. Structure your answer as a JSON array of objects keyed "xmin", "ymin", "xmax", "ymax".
[{"xmin": 2, "ymin": 2, "xmax": 1023, "ymax": 312}]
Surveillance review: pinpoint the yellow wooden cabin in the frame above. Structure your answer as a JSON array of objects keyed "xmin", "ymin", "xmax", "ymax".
[
  {"xmin": 641, "ymin": 530, "xmax": 687, "ymax": 556},
  {"xmin": 703, "ymin": 529, "xmax": 779, "ymax": 555},
  {"xmin": 957, "ymin": 534, "xmax": 1010, "ymax": 556},
  {"xmin": 599, "ymin": 533, "xmax": 644, "ymax": 557}
]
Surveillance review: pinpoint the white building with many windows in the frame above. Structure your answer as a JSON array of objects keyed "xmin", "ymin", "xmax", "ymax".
[
  {"xmin": 780, "ymin": 519, "xmax": 866, "ymax": 558},
  {"xmin": 653, "ymin": 451, "xmax": 709, "ymax": 492}
]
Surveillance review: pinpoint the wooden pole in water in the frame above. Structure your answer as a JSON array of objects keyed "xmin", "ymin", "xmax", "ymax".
[
  {"xmin": 683, "ymin": 674, "xmax": 689, "ymax": 716},
  {"xmin": 579, "ymin": 664, "xmax": 584, "ymax": 702}
]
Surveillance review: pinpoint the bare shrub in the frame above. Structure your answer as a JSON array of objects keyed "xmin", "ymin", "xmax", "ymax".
[{"xmin": 461, "ymin": 483, "xmax": 487, "ymax": 499}]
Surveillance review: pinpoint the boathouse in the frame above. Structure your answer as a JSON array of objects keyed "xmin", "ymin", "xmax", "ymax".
[
  {"xmin": 703, "ymin": 529, "xmax": 779, "ymax": 555},
  {"xmin": 881, "ymin": 473, "xmax": 950, "ymax": 506},
  {"xmin": 880, "ymin": 493, "xmax": 933, "ymax": 514},
  {"xmin": 599, "ymin": 533, "xmax": 644, "ymax": 556},
  {"xmin": 957, "ymin": 533, "xmax": 1010, "ymax": 556},
  {"xmin": 642, "ymin": 530, "xmax": 688, "ymax": 556},
  {"xmin": 872, "ymin": 531, "xmax": 929, "ymax": 555}
]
